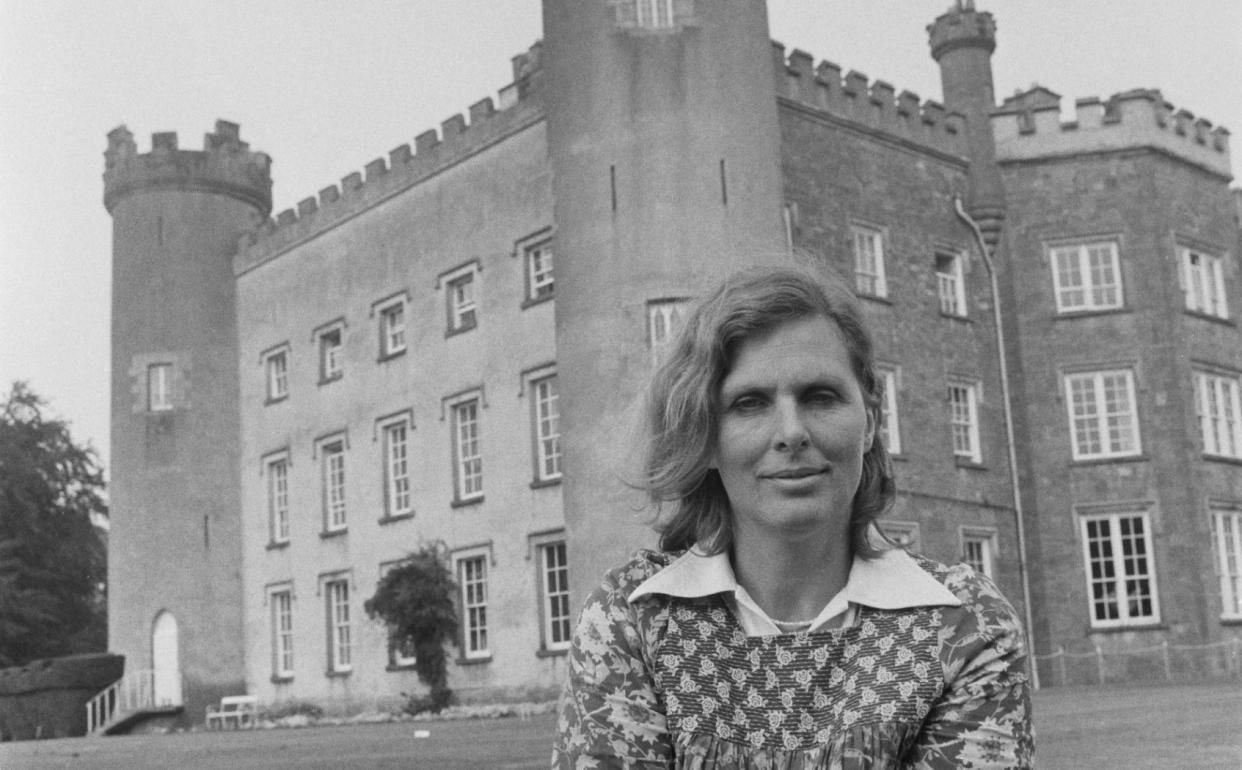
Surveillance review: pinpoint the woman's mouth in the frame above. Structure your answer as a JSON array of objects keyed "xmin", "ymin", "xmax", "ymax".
[{"xmin": 763, "ymin": 466, "xmax": 828, "ymax": 480}]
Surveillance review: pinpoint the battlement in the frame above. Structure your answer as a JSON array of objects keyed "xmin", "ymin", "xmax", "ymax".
[
  {"xmin": 234, "ymin": 42, "xmax": 544, "ymax": 273},
  {"xmin": 103, "ymin": 120, "xmax": 273, "ymax": 214},
  {"xmin": 927, "ymin": 1, "xmax": 996, "ymax": 61},
  {"xmin": 772, "ymin": 42, "xmax": 967, "ymax": 160},
  {"xmin": 992, "ymin": 87, "xmax": 1232, "ymax": 178}
]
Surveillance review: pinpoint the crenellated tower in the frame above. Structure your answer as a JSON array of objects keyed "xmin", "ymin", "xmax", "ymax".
[
  {"xmin": 103, "ymin": 121, "xmax": 270, "ymax": 725},
  {"xmin": 543, "ymin": 0, "xmax": 789, "ymax": 600},
  {"xmin": 929, "ymin": 0, "xmax": 1005, "ymax": 245}
]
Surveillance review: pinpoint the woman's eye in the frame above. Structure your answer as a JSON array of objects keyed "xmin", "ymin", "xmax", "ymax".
[
  {"xmin": 731, "ymin": 395, "xmax": 766, "ymax": 411},
  {"xmin": 806, "ymin": 389, "xmax": 839, "ymax": 405}
]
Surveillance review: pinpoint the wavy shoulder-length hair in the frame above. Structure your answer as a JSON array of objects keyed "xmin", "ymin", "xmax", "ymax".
[{"xmin": 638, "ymin": 265, "xmax": 895, "ymax": 558}]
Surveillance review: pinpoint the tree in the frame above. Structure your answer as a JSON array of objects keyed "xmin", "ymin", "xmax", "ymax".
[
  {"xmin": 364, "ymin": 542, "xmax": 458, "ymax": 713},
  {"xmin": 0, "ymin": 382, "xmax": 107, "ymax": 667}
]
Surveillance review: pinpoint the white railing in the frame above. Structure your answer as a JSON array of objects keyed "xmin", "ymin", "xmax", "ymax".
[{"xmin": 85, "ymin": 668, "xmax": 157, "ymax": 735}]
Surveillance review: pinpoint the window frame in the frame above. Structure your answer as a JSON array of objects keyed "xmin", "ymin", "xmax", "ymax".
[
  {"xmin": 960, "ymin": 528, "xmax": 997, "ymax": 579},
  {"xmin": 1194, "ymin": 369, "xmax": 1242, "ymax": 460},
  {"xmin": 438, "ymin": 261, "xmax": 481, "ymax": 336},
  {"xmin": 373, "ymin": 292, "xmax": 409, "ymax": 361},
  {"xmin": 323, "ymin": 576, "xmax": 352, "ymax": 674},
  {"xmin": 446, "ymin": 392, "xmax": 484, "ymax": 505},
  {"xmin": 1079, "ymin": 509, "xmax": 1160, "ymax": 628},
  {"xmin": 850, "ymin": 223, "xmax": 888, "ymax": 299},
  {"xmin": 611, "ymin": 0, "xmax": 692, "ymax": 31},
  {"xmin": 876, "ymin": 365, "xmax": 901, "ymax": 455},
  {"xmin": 515, "ymin": 228, "xmax": 555, "ymax": 307},
  {"xmin": 878, "ymin": 521, "xmax": 921, "ymax": 552},
  {"xmin": 1049, "ymin": 240, "xmax": 1124, "ymax": 314},
  {"xmin": 378, "ymin": 412, "xmax": 414, "ymax": 520},
  {"xmin": 1209, "ymin": 505, "xmax": 1242, "ymax": 620},
  {"xmin": 316, "ymin": 434, "xmax": 348, "ymax": 533},
  {"xmin": 526, "ymin": 240, "xmax": 555, "ymax": 304},
  {"xmin": 265, "ymin": 451, "xmax": 291, "ymax": 545},
  {"xmin": 531, "ymin": 373, "xmax": 562, "ymax": 484},
  {"xmin": 948, "ymin": 379, "xmax": 982, "ymax": 464},
  {"xmin": 1064, "ymin": 369, "xmax": 1142, "ymax": 461},
  {"xmin": 261, "ymin": 344, "xmax": 290, "ymax": 403},
  {"xmin": 453, "ymin": 549, "xmax": 491, "ymax": 661},
  {"xmin": 313, "ymin": 319, "xmax": 345, "ymax": 384},
  {"xmin": 934, "ymin": 249, "xmax": 967, "ymax": 318},
  {"xmin": 147, "ymin": 363, "xmax": 173, "ymax": 412},
  {"xmin": 537, "ymin": 539, "xmax": 572, "ymax": 653},
  {"xmin": 1180, "ymin": 246, "xmax": 1229, "ymax": 319},
  {"xmin": 268, "ymin": 585, "xmax": 295, "ymax": 681},
  {"xmin": 635, "ymin": 0, "xmax": 675, "ymax": 28},
  {"xmin": 647, "ymin": 297, "xmax": 690, "ymax": 362}
]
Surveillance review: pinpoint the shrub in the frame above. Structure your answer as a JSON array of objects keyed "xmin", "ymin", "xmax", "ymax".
[{"xmin": 365, "ymin": 542, "xmax": 458, "ymax": 714}]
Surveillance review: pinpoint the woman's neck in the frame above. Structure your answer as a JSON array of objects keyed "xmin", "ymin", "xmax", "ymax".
[{"xmin": 730, "ymin": 530, "xmax": 852, "ymax": 623}]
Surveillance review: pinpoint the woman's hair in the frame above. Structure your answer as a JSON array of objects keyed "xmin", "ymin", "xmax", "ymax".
[{"xmin": 639, "ymin": 265, "xmax": 895, "ymax": 557}]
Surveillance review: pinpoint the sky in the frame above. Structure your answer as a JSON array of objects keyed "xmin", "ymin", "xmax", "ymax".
[{"xmin": 1, "ymin": 0, "xmax": 1238, "ymax": 481}]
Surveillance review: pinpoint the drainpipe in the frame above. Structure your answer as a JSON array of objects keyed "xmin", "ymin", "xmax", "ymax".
[{"xmin": 954, "ymin": 195, "xmax": 1039, "ymax": 691}]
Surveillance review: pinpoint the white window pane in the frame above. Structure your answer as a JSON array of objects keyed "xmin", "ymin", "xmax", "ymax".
[
  {"xmin": 534, "ymin": 377, "xmax": 561, "ymax": 480},
  {"xmin": 460, "ymin": 557, "xmax": 489, "ymax": 656},
  {"xmin": 851, "ymin": 226, "xmax": 885, "ymax": 297},
  {"xmin": 1082, "ymin": 513, "xmax": 1158, "ymax": 626},
  {"xmin": 528, "ymin": 243, "xmax": 554, "ymax": 300},
  {"xmin": 542, "ymin": 543, "xmax": 571, "ymax": 649},
  {"xmin": 454, "ymin": 402, "xmax": 483, "ymax": 498},
  {"xmin": 323, "ymin": 443, "xmax": 346, "ymax": 529},
  {"xmin": 386, "ymin": 423, "xmax": 411, "ymax": 514},
  {"xmin": 878, "ymin": 368, "xmax": 900, "ymax": 455}
]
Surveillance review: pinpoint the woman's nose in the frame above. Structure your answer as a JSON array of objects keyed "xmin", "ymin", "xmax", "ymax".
[{"xmin": 772, "ymin": 400, "xmax": 810, "ymax": 451}]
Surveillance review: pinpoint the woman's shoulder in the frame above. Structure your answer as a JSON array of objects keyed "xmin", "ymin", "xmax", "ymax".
[
  {"xmin": 587, "ymin": 548, "xmax": 680, "ymax": 603},
  {"xmin": 906, "ymin": 553, "xmax": 1022, "ymax": 631}
]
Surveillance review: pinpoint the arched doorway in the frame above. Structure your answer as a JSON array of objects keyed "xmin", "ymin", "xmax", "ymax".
[{"xmin": 151, "ymin": 611, "xmax": 182, "ymax": 706}]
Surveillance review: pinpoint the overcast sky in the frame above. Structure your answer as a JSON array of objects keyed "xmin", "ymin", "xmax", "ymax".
[{"xmin": 1, "ymin": 0, "xmax": 1238, "ymax": 480}]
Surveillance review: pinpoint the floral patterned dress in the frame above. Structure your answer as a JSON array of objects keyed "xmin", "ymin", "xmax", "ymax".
[{"xmin": 552, "ymin": 550, "xmax": 1033, "ymax": 769}]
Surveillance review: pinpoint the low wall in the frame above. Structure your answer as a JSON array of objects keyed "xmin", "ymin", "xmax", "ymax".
[{"xmin": 0, "ymin": 653, "xmax": 124, "ymax": 740}]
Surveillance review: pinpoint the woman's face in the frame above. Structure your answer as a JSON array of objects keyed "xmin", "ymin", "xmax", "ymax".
[{"xmin": 713, "ymin": 315, "xmax": 874, "ymax": 544}]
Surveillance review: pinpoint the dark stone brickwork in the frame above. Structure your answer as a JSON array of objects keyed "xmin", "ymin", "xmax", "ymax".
[
  {"xmin": 1001, "ymin": 149, "xmax": 1241, "ymax": 667},
  {"xmin": 779, "ymin": 102, "xmax": 1023, "ymax": 607}
]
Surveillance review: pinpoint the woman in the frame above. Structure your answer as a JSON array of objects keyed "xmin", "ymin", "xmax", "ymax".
[{"xmin": 552, "ymin": 267, "xmax": 1033, "ymax": 768}]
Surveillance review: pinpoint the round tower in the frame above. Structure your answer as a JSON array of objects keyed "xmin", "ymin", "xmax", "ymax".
[
  {"xmin": 103, "ymin": 120, "xmax": 270, "ymax": 725},
  {"xmin": 929, "ymin": 0, "xmax": 1005, "ymax": 245},
  {"xmin": 542, "ymin": 0, "xmax": 789, "ymax": 599}
]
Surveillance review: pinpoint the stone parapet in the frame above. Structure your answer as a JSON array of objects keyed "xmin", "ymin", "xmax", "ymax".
[
  {"xmin": 234, "ymin": 43, "xmax": 544, "ymax": 274},
  {"xmin": 993, "ymin": 87, "xmax": 1232, "ymax": 178},
  {"xmin": 103, "ymin": 120, "xmax": 272, "ymax": 215},
  {"xmin": 927, "ymin": 2, "xmax": 996, "ymax": 60},
  {"xmin": 772, "ymin": 42, "xmax": 967, "ymax": 159}
]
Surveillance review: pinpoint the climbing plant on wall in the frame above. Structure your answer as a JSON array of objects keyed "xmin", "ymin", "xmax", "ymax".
[{"xmin": 364, "ymin": 542, "xmax": 458, "ymax": 713}]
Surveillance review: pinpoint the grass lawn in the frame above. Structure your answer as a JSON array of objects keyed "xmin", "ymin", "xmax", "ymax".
[
  {"xmin": 1034, "ymin": 681, "xmax": 1242, "ymax": 769},
  {"xmin": 2, "ymin": 681, "xmax": 1238, "ymax": 768}
]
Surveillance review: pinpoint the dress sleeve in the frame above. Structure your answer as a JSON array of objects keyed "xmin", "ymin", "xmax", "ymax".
[
  {"xmin": 905, "ymin": 569, "xmax": 1035, "ymax": 769},
  {"xmin": 551, "ymin": 560, "xmax": 675, "ymax": 769}
]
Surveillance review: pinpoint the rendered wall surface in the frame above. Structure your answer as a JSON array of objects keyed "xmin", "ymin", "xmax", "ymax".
[
  {"xmin": 108, "ymin": 129, "xmax": 267, "ymax": 723},
  {"xmin": 236, "ymin": 119, "xmax": 563, "ymax": 709},
  {"xmin": 544, "ymin": 0, "xmax": 790, "ymax": 606}
]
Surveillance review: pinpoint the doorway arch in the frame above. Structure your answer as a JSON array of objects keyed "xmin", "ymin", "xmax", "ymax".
[{"xmin": 151, "ymin": 610, "xmax": 182, "ymax": 706}]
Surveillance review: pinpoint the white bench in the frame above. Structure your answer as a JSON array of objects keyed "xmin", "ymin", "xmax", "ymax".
[{"xmin": 205, "ymin": 695, "xmax": 258, "ymax": 730}]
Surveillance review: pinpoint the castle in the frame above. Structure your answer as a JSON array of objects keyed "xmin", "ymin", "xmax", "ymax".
[{"xmin": 103, "ymin": 0, "xmax": 1239, "ymax": 722}]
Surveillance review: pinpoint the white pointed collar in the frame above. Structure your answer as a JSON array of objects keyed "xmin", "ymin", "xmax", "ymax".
[{"xmin": 628, "ymin": 545, "xmax": 961, "ymax": 611}]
